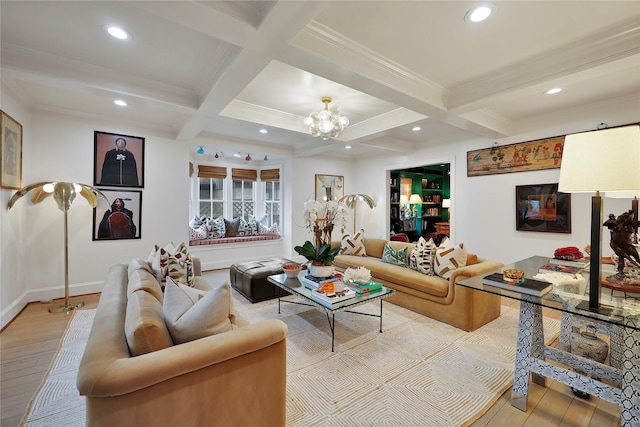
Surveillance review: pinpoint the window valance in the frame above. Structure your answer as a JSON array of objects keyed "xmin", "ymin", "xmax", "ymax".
[
  {"xmin": 198, "ymin": 165, "xmax": 227, "ymax": 179},
  {"xmin": 260, "ymin": 168, "xmax": 280, "ymax": 181},
  {"xmin": 232, "ymin": 168, "xmax": 257, "ymax": 181}
]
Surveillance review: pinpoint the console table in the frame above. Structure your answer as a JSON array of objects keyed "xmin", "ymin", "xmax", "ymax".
[{"xmin": 456, "ymin": 256, "xmax": 640, "ymax": 426}]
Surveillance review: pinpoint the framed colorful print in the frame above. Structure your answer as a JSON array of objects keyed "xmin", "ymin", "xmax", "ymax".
[
  {"xmin": 315, "ymin": 174, "xmax": 344, "ymax": 201},
  {"xmin": 94, "ymin": 131, "xmax": 144, "ymax": 188},
  {"xmin": 93, "ymin": 188, "xmax": 142, "ymax": 240},
  {"xmin": 1, "ymin": 110, "xmax": 23, "ymax": 189},
  {"xmin": 516, "ymin": 183, "xmax": 571, "ymax": 233}
]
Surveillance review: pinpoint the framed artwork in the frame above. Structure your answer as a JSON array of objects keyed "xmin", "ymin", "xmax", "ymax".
[
  {"xmin": 315, "ymin": 174, "xmax": 344, "ymax": 201},
  {"xmin": 516, "ymin": 183, "xmax": 571, "ymax": 233},
  {"xmin": 94, "ymin": 131, "xmax": 144, "ymax": 188},
  {"xmin": 93, "ymin": 188, "xmax": 142, "ymax": 240},
  {"xmin": 1, "ymin": 110, "xmax": 23, "ymax": 189},
  {"xmin": 467, "ymin": 135, "xmax": 564, "ymax": 177}
]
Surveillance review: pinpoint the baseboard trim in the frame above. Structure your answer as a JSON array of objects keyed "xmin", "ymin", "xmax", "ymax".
[{"xmin": 1, "ymin": 281, "xmax": 104, "ymax": 330}]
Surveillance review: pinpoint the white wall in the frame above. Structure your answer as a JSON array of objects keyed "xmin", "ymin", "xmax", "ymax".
[{"xmin": 357, "ymin": 135, "xmax": 633, "ymax": 266}]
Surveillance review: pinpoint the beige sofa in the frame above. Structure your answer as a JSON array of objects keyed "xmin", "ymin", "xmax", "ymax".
[
  {"xmin": 332, "ymin": 238, "xmax": 504, "ymax": 331},
  {"xmin": 77, "ymin": 258, "xmax": 288, "ymax": 427}
]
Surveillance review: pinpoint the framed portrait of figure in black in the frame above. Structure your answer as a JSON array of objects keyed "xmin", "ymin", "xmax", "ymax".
[
  {"xmin": 94, "ymin": 131, "xmax": 144, "ymax": 188},
  {"xmin": 93, "ymin": 189, "xmax": 142, "ymax": 240}
]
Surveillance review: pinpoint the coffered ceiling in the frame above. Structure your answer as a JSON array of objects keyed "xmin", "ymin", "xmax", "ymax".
[{"xmin": 2, "ymin": 1, "xmax": 639, "ymax": 159}]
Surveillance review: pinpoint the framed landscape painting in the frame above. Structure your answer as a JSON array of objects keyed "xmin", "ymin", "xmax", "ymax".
[
  {"xmin": 1, "ymin": 110, "xmax": 23, "ymax": 189},
  {"xmin": 516, "ymin": 183, "xmax": 571, "ymax": 233}
]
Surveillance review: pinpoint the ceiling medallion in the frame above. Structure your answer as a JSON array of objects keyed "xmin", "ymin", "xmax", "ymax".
[{"xmin": 303, "ymin": 96, "xmax": 349, "ymax": 141}]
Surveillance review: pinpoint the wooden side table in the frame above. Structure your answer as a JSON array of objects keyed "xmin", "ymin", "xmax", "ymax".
[{"xmin": 435, "ymin": 222, "xmax": 450, "ymax": 236}]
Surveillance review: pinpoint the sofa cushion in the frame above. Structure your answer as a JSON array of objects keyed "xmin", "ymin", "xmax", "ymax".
[
  {"xmin": 381, "ymin": 243, "xmax": 408, "ymax": 267},
  {"xmin": 127, "ymin": 268, "xmax": 164, "ymax": 303},
  {"xmin": 434, "ymin": 238, "xmax": 467, "ymax": 279},
  {"xmin": 128, "ymin": 258, "xmax": 153, "ymax": 278},
  {"xmin": 363, "ymin": 238, "xmax": 388, "ymax": 258},
  {"xmin": 125, "ymin": 289, "xmax": 173, "ymax": 356},
  {"xmin": 340, "ymin": 229, "xmax": 367, "ymax": 256},
  {"xmin": 163, "ymin": 278, "xmax": 235, "ymax": 344}
]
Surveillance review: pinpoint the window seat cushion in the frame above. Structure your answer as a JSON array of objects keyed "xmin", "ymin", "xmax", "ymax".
[{"xmin": 189, "ymin": 235, "xmax": 280, "ymax": 246}]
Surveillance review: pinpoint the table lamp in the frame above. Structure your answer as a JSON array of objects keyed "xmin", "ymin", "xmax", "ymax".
[
  {"xmin": 558, "ymin": 124, "xmax": 640, "ymax": 314},
  {"xmin": 409, "ymin": 194, "xmax": 422, "ymax": 218},
  {"xmin": 442, "ymin": 198, "xmax": 451, "ymax": 221},
  {"xmin": 8, "ymin": 182, "xmax": 108, "ymax": 312}
]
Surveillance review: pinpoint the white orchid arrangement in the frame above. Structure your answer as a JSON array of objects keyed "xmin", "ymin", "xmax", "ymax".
[
  {"xmin": 295, "ymin": 200, "xmax": 350, "ymax": 265},
  {"xmin": 343, "ymin": 266, "xmax": 372, "ymax": 284}
]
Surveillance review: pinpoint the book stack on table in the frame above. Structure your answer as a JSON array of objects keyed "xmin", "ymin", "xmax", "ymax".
[
  {"xmin": 301, "ymin": 273, "xmax": 342, "ymax": 289},
  {"xmin": 310, "ymin": 287, "xmax": 356, "ymax": 304},
  {"xmin": 346, "ymin": 280, "xmax": 384, "ymax": 296},
  {"xmin": 482, "ymin": 273, "xmax": 553, "ymax": 297},
  {"xmin": 537, "ymin": 262, "xmax": 583, "ymax": 276}
]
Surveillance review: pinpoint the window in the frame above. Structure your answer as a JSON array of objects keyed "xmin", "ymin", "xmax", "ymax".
[
  {"xmin": 192, "ymin": 165, "xmax": 281, "ymax": 228},
  {"xmin": 232, "ymin": 180, "xmax": 254, "ymax": 220},
  {"xmin": 263, "ymin": 180, "xmax": 280, "ymax": 225},
  {"xmin": 199, "ymin": 178, "xmax": 224, "ymax": 218}
]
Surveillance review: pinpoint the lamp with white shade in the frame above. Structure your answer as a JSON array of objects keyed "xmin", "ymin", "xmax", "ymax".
[
  {"xmin": 442, "ymin": 198, "xmax": 451, "ymax": 221},
  {"xmin": 409, "ymin": 194, "xmax": 422, "ymax": 218},
  {"xmin": 558, "ymin": 124, "xmax": 640, "ymax": 314}
]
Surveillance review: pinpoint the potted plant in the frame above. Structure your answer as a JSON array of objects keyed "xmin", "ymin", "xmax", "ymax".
[{"xmin": 295, "ymin": 200, "xmax": 348, "ymax": 277}]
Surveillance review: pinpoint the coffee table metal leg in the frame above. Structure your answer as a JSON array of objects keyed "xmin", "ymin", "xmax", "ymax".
[
  {"xmin": 379, "ymin": 299, "xmax": 383, "ymax": 332},
  {"xmin": 278, "ymin": 297, "xmax": 281, "ymax": 314},
  {"xmin": 325, "ymin": 312, "xmax": 335, "ymax": 352}
]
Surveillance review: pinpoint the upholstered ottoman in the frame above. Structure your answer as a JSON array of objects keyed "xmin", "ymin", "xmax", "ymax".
[{"xmin": 230, "ymin": 258, "xmax": 299, "ymax": 303}]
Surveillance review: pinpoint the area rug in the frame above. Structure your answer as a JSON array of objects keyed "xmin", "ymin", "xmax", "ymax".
[{"xmin": 21, "ymin": 294, "xmax": 560, "ymax": 427}]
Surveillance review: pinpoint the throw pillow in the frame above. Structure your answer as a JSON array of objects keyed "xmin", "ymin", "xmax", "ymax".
[
  {"xmin": 258, "ymin": 222, "xmax": 279, "ymax": 236},
  {"xmin": 434, "ymin": 239, "xmax": 467, "ymax": 279},
  {"xmin": 224, "ymin": 217, "xmax": 241, "ymax": 237},
  {"xmin": 208, "ymin": 216, "xmax": 226, "ymax": 238},
  {"xmin": 410, "ymin": 237, "xmax": 437, "ymax": 275},
  {"xmin": 189, "ymin": 223, "xmax": 208, "ymax": 241},
  {"xmin": 238, "ymin": 217, "xmax": 258, "ymax": 236},
  {"xmin": 151, "ymin": 242, "xmax": 175, "ymax": 282},
  {"xmin": 381, "ymin": 243, "xmax": 408, "ymax": 267},
  {"xmin": 125, "ymin": 289, "xmax": 173, "ymax": 356},
  {"xmin": 167, "ymin": 242, "xmax": 193, "ymax": 286},
  {"xmin": 340, "ymin": 229, "xmax": 367, "ymax": 256},
  {"xmin": 163, "ymin": 278, "xmax": 235, "ymax": 344},
  {"xmin": 189, "ymin": 215, "xmax": 207, "ymax": 229}
]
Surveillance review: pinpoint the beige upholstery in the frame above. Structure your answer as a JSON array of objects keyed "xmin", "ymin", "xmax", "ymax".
[
  {"xmin": 77, "ymin": 257, "xmax": 288, "ymax": 427},
  {"xmin": 333, "ymin": 238, "xmax": 504, "ymax": 331}
]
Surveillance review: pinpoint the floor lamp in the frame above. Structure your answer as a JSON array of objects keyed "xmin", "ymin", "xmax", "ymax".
[
  {"xmin": 338, "ymin": 194, "xmax": 375, "ymax": 233},
  {"xmin": 558, "ymin": 124, "xmax": 640, "ymax": 314},
  {"xmin": 8, "ymin": 182, "xmax": 108, "ymax": 313}
]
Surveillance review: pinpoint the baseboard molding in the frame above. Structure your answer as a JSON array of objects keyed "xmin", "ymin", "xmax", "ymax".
[{"xmin": 0, "ymin": 280, "xmax": 104, "ymax": 330}]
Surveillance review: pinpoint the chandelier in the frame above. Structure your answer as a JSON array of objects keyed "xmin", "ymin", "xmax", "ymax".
[{"xmin": 303, "ymin": 96, "xmax": 349, "ymax": 140}]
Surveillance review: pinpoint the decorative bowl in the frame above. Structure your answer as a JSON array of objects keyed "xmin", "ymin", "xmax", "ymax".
[{"xmin": 282, "ymin": 263, "xmax": 302, "ymax": 278}]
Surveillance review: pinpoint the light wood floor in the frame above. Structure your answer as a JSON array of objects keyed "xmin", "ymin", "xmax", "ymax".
[{"xmin": 1, "ymin": 279, "xmax": 621, "ymax": 427}]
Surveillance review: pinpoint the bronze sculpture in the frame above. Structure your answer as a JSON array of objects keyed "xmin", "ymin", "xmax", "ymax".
[{"xmin": 603, "ymin": 210, "xmax": 640, "ymax": 283}]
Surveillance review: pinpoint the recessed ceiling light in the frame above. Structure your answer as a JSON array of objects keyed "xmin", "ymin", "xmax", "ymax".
[
  {"xmin": 465, "ymin": 4, "xmax": 494, "ymax": 23},
  {"xmin": 412, "ymin": 126, "xmax": 421, "ymax": 132},
  {"xmin": 103, "ymin": 25, "xmax": 130, "ymax": 40},
  {"xmin": 345, "ymin": 145, "xmax": 352, "ymax": 149},
  {"xmin": 113, "ymin": 99, "xmax": 128, "ymax": 107},
  {"xmin": 546, "ymin": 88, "xmax": 562, "ymax": 95},
  {"xmin": 259, "ymin": 129, "xmax": 268, "ymax": 134}
]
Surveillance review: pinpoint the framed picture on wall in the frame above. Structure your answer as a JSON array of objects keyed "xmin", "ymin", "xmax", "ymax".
[
  {"xmin": 1, "ymin": 110, "xmax": 23, "ymax": 189},
  {"xmin": 93, "ymin": 188, "xmax": 142, "ymax": 240},
  {"xmin": 94, "ymin": 131, "xmax": 144, "ymax": 188},
  {"xmin": 315, "ymin": 174, "xmax": 344, "ymax": 201},
  {"xmin": 516, "ymin": 183, "xmax": 571, "ymax": 233}
]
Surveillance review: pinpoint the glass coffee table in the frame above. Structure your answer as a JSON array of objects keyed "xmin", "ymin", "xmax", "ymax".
[{"xmin": 267, "ymin": 272, "xmax": 396, "ymax": 351}]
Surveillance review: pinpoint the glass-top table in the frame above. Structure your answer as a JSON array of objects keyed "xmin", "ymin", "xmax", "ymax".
[
  {"xmin": 267, "ymin": 272, "xmax": 395, "ymax": 351},
  {"xmin": 456, "ymin": 256, "xmax": 640, "ymax": 425}
]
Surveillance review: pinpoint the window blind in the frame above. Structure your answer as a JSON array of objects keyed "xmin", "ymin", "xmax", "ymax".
[
  {"xmin": 232, "ymin": 168, "xmax": 257, "ymax": 181},
  {"xmin": 260, "ymin": 168, "xmax": 280, "ymax": 181},
  {"xmin": 198, "ymin": 165, "xmax": 227, "ymax": 179}
]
